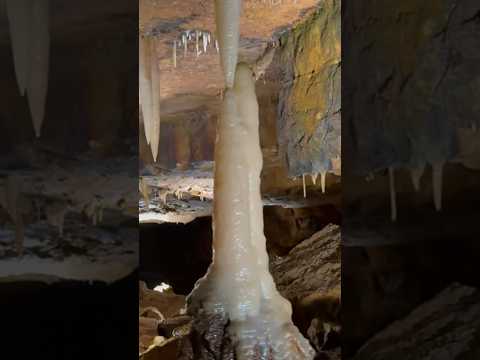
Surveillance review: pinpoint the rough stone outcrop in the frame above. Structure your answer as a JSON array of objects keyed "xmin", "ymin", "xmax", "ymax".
[
  {"xmin": 343, "ymin": 0, "xmax": 480, "ymax": 175},
  {"xmin": 353, "ymin": 283, "xmax": 480, "ymax": 360},
  {"xmin": 276, "ymin": 0, "xmax": 341, "ymax": 177},
  {"xmin": 270, "ymin": 224, "xmax": 341, "ymax": 302},
  {"xmin": 270, "ymin": 224, "xmax": 341, "ymax": 355}
]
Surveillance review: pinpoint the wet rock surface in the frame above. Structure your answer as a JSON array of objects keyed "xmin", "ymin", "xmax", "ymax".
[
  {"xmin": 270, "ymin": 224, "xmax": 341, "ymax": 302},
  {"xmin": 353, "ymin": 283, "xmax": 480, "ymax": 360},
  {"xmin": 343, "ymin": 0, "xmax": 480, "ymax": 174},
  {"xmin": 139, "ymin": 282, "xmax": 192, "ymax": 359},
  {"xmin": 271, "ymin": 224, "xmax": 341, "ymax": 356},
  {"xmin": 342, "ymin": 236, "xmax": 480, "ymax": 357},
  {"xmin": 275, "ymin": 0, "xmax": 341, "ymax": 177}
]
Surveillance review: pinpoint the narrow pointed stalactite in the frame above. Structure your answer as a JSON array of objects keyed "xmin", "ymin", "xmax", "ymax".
[
  {"xmin": 310, "ymin": 172, "xmax": 318, "ymax": 185},
  {"xmin": 195, "ymin": 30, "xmax": 200, "ymax": 57},
  {"xmin": 202, "ymin": 31, "xmax": 208, "ymax": 53},
  {"xmin": 185, "ymin": 64, "xmax": 315, "ymax": 359},
  {"xmin": 27, "ymin": 0, "xmax": 50, "ymax": 138},
  {"xmin": 7, "ymin": 0, "xmax": 50, "ymax": 137},
  {"xmin": 139, "ymin": 35, "xmax": 153, "ymax": 145},
  {"xmin": 139, "ymin": 34, "xmax": 161, "ymax": 161},
  {"xmin": 149, "ymin": 36, "xmax": 161, "ymax": 162},
  {"xmin": 320, "ymin": 171, "xmax": 326, "ymax": 194},
  {"xmin": 5, "ymin": 0, "xmax": 31, "ymax": 95},
  {"xmin": 388, "ymin": 166, "xmax": 397, "ymax": 222},
  {"xmin": 183, "ymin": 33, "xmax": 188, "ymax": 57},
  {"xmin": 215, "ymin": 0, "xmax": 242, "ymax": 88},
  {"xmin": 173, "ymin": 41, "xmax": 177, "ymax": 68},
  {"xmin": 410, "ymin": 164, "xmax": 425, "ymax": 192},
  {"xmin": 432, "ymin": 161, "xmax": 444, "ymax": 212},
  {"xmin": 302, "ymin": 173, "xmax": 307, "ymax": 198}
]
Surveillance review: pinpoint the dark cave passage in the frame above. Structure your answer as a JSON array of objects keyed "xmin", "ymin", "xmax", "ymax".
[
  {"xmin": 139, "ymin": 203, "xmax": 342, "ymax": 295},
  {"xmin": 140, "ymin": 217, "xmax": 213, "ymax": 295}
]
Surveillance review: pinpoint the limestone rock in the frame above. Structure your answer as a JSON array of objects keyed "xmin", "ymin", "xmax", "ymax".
[
  {"xmin": 276, "ymin": 0, "xmax": 341, "ymax": 177},
  {"xmin": 270, "ymin": 224, "xmax": 341, "ymax": 302},
  {"xmin": 353, "ymin": 283, "xmax": 480, "ymax": 360},
  {"xmin": 343, "ymin": 0, "xmax": 480, "ymax": 174}
]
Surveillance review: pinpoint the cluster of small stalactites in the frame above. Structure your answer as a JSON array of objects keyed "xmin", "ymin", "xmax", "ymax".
[
  {"xmin": 364, "ymin": 162, "xmax": 445, "ymax": 223},
  {"xmin": 247, "ymin": 0, "xmax": 299, "ymax": 7},
  {"xmin": 301, "ymin": 171, "xmax": 329, "ymax": 198},
  {"xmin": 172, "ymin": 29, "xmax": 219, "ymax": 68}
]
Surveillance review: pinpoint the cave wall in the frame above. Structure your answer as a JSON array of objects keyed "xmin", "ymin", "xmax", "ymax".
[
  {"xmin": 343, "ymin": 0, "xmax": 480, "ymax": 175},
  {"xmin": 276, "ymin": 0, "xmax": 341, "ymax": 177}
]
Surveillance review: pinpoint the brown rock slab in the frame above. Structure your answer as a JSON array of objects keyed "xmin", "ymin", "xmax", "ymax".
[{"xmin": 353, "ymin": 283, "xmax": 480, "ymax": 360}]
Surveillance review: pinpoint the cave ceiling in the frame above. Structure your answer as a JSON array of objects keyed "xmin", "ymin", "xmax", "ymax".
[
  {"xmin": 139, "ymin": 0, "xmax": 320, "ymax": 122},
  {"xmin": 0, "ymin": 0, "xmax": 135, "ymax": 43}
]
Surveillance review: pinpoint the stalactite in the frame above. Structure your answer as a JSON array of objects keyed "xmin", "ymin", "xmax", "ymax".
[
  {"xmin": 388, "ymin": 167, "xmax": 397, "ymax": 222},
  {"xmin": 214, "ymin": 0, "xmax": 242, "ymax": 88},
  {"xmin": 5, "ymin": 0, "xmax": 31, "ymax": 95},
  {"xmin": 187, "ymin": 64, "xmax": 315, "ymax": 359},
  {"xmin": 202, "ymin": 32, "xmax": 208, "ymax": 53},
  {"xmin": 173, "ymin": 41, "xmax": 177, "ymax": 68},
  {"xmin": 302, "ymin": 173, "xmax": 307, "ymax": 198},
  {"xmin": 183, "ymin": 33, "xmax": 188, "ymax": 57},
  {"xmin": 149, "ymin": 37, "xmax": 161, "ymax": 162},
  {"xmin": 7, "ymin": 0, "xmax": 50, "ymax": 137},
  {"xmin": 27, "ymin": 0, "xmax": 50, "ymax": 138},
  {"xmin": 139, "ymin": 35, "xmax": 153, "ymax": 145},
  {"xmin": 310, "ymin": 172, "xmax": 318, "ymax": 185},
  {"xmin": 432, "ymin": 161, "xmax": 444, "ymax": 212},
  {"xmin": 410, "ymin": 164, "xmax": 425, "ymax": 192},
  {"xmin": 139, "ymin": 34, "xmax": 161, "ymax": 161},
  {"xmin": 195, "ymin": 30, "xmax": 200, "ymax": 57},
  {"xmin": 320, "ymin": 171, "xmax": 326, "ymax": 194}
]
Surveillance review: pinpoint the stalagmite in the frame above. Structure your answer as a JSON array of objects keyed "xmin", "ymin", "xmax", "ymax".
[
  {"xmin": 214, "ymin": 0, "xmax": 242, "ymax": 88},
  {"xmin": 27, "ymin": 0, "xmax": 50, "ymax": 138},
  {"xmin": 320, "ymin": 171, "xmax": 326, "ymax": 194},
  {"xmin": 410, "ymin": 164, "xmax": 425, "ymax": 192},
  {"xmin": 187, "ymin": 64, "xmax": 315, "ymax": 359},
  {"xmin": 388, "ymin": 167, "xmax": 397, "ymax": 222},
  {"xmin": 5, "ymin": 0, "xmax": 31, "ymax": 95},
  {"xmin": 432, "ymin": 161, "xmax": 444, "ymax": 212},
  {"xmin": 302, "ymin": 173, "xmax": 307, "ymax": 198}
]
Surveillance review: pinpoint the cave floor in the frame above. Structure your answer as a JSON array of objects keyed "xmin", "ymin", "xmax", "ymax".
[
  {"xmin": 0, "ymin": 147, "xmax": 138, "ymax": 283},
  {"xmin": 140, "ymin": 162, "xmax": 340, "ymax": 224}
]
